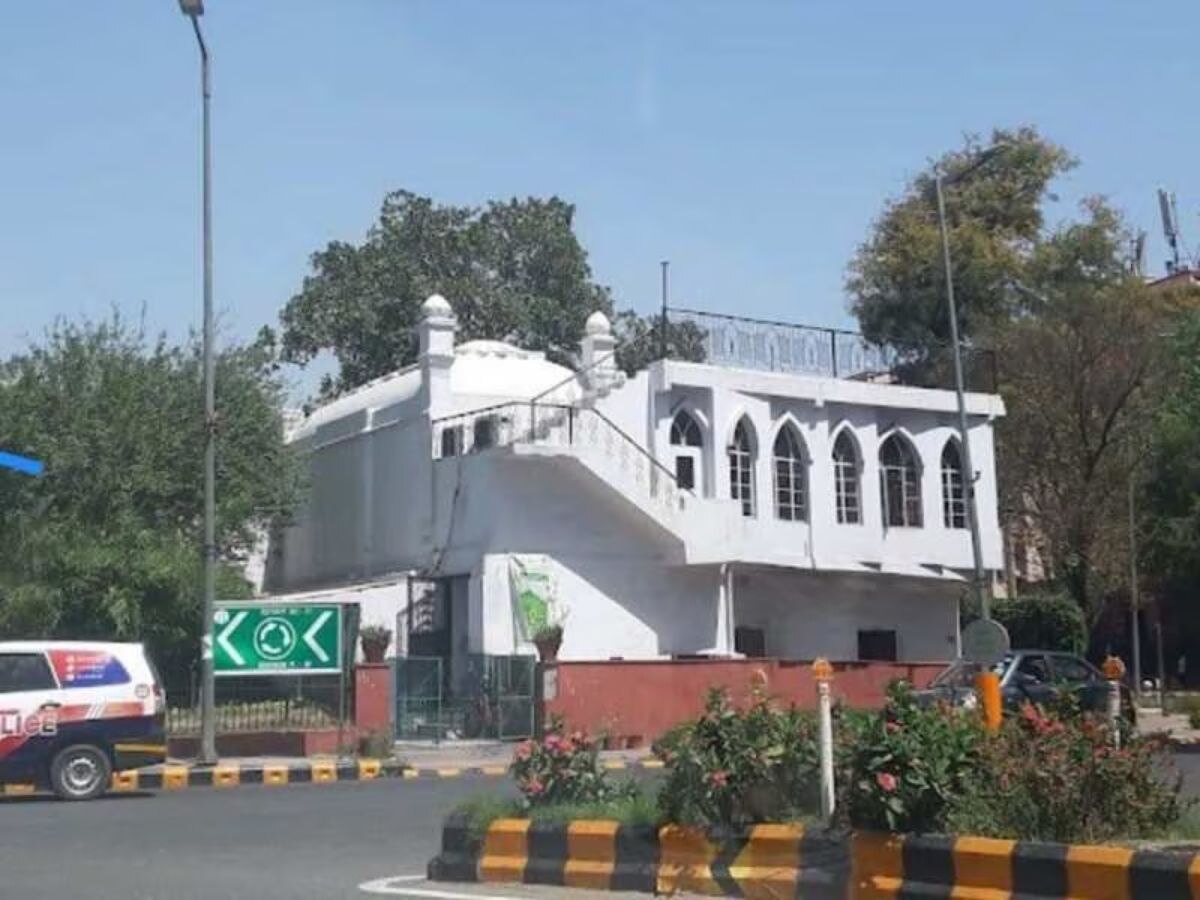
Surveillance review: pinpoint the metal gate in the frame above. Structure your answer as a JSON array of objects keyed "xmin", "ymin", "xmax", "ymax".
[{"xmin": 394, "ymin": 655, "xmax": 535, "ymax": 741}]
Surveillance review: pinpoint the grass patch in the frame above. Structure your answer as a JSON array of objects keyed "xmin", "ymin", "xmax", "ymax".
[
  {"xmin": 454, "ymin": 786, "xmax": 660, "ymax": 840},
  {"xmin": 1163, "ymin": 804, "xmax": 1200, "ymax": 841}
]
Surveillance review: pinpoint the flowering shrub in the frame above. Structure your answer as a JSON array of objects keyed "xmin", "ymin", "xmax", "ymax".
[
  {"xmin": 946, "ymin": 702, "xmax": 1184, "ymax": 843},
  {"xmin": 653, "ymin": 687, "xmax": 819, "ymax": 828},
  {"xmin": 510, "ymin": 718, "xmax": 626, "ymax": 808},
  {"xmin": 841, "ymin": 681, "xmax": 984, "ymax": 833}
]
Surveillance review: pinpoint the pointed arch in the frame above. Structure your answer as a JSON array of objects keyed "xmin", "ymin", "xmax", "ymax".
[
  {"xmin": 668, "ymin": 406, "xmax": 706, "ymax": 493},
  {"xmin": 772, "ymin": 421, "xmax": 809, "ymax": 521},
  {"xmin": 879, "ymin": 430, "xmax": 922, "ymax": 528},
  {"xmin": 940, "ymin": 437, "xmax": 966, "ymax": 529},
  {"xmin": 728, "ymin": 415, "xmax": 757, "ymax": 517},
  {"xmin": 831, "ymin": 425, "xmax": 862, "ymax": 525},
  {"xmin": 670, "ymin": 409, "xmax": 703, "ymax": 447}
]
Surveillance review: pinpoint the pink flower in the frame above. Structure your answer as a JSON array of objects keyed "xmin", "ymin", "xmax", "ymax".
[
  {"xmin": 885, "ymin": 721, "xmax": 901, "ymax": 733},
  {"xmin": 544, "ymin": 734, "xmax": 563, "ymax": 753},
  {"xmin": 876, "ymin": 772, "xmax": 898, "ymax": 793},
  {"xmin": 709, "ymin": 770, "xmax": 729, "ymax": 787},
  {"xmin": 525, "ymin": 777, "xmax": 545, "ymax": 796},
  {"xmin": 515, "ymin": 741, "xmax": 534, "ymax": 761}
]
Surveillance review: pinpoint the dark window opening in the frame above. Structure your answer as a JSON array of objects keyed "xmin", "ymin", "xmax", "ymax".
[
  {"xmin": 670, "ymin": 411, "xmax": 703, "ymax": 447},
  {"xmin": 473, "ymin": 416, "xmax": 496, "ymax": 450},
  {"xmin": 440, "ymin": 426, "xmax": 462, "ymax": 458},
  {"xmin": 857, "ymin": 630, "xmax": 898, "ymax": 662},
  {"xmin": 735, "ymin": 626, "xmax": 767, "ymax": 658},
  {"xmin": 675, "ymin": 456, "xmax": 695, "ymax": 490}
]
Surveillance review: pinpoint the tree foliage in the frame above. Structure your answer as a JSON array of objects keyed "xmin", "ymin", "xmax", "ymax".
[
  {"xmin": 280, "ymin": 191, "xmax": 618, "ymax": 396},
  {"xmin": 0, "ymin": 317, "xmax": 304, "ymax": 681},
  {"xmin": 1142, "ymin": 312, "xmax": 1200, "ymax": 649},
  {"xmin": 992, "ymin": 592, "xmax": 1087, "ymax": 653},
  {"xmin": 995, "ymin": 202, "xmax": 1195, "ymax": 619},
  {"xmin": 848, "ymin": 126, "xmax": 1075, "ymax": 353},
  {"xmin": 612, "ymin": 311, "xmax": 708, "ymax": 376},
  {"xmin": 847, "ymin": 126, "xmax": 1200, "ymax": 623}
]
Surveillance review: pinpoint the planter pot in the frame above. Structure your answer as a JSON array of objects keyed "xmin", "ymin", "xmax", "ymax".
[
  {"xmin": 361, "ymin": 639, "xmax": 388, "ymax": 664},
  {"xmin": 533, "ymin": 632, "xmax": 562, "ymax": 662}
]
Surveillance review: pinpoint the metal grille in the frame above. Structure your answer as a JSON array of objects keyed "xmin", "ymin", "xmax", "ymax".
[
  {"xmin": 165, "ymin": 674, "xmax": 344, "ymax": 735},
  {"xmin": 394, "ymin": 655, "xmax": 535, "ymax": 741},
  {"xmin": 666, "ymin": 307, "xmax": 997, "ymax": 391}
]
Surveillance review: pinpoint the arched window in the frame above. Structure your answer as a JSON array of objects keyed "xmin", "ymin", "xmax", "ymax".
[
  {"xmin": 941, "ymin": 439, "xmax": 967, "ymax": 529},
  {"xmin": 832, "ymin": 430, "xmax": 861, "ymax": 524},
  {"xmin": 773, "ymin": 425, "xmax": 808, "ymax": 521},
  {"xmin": 670, "ymin": 411, "xmax": 702, "ymax": 447},
  {"xmin": 728, "ymin": 418, "xmax": 756, "ymax": 517},
  {"xmin": 880, "ymin": 433, "xmax": 922, "ymax": 527}
]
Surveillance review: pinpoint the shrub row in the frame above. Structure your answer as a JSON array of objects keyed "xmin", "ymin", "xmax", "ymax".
[{"xmin": 502, "ymin": 683, "xmax": 1186, "ymax": 844}]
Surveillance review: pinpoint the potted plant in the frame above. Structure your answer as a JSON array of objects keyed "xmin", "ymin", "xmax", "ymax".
[
  {"xmin": 359, "ymin": 625, "xmax": 392, "ymax": 663},
  {"xmin": 532, "ymin": 623, "xmax": 563, "ymax": 662}
]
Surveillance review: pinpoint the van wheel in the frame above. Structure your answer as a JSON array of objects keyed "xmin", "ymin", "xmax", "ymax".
[{"xmin": 49, "ymin": 745, "xmax": 111, "ymax": 801}]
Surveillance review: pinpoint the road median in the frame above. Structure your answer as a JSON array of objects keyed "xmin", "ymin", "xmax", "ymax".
[
  {"xmin": 1, "ymin": 754, "xmax": 664, "ymax": 796},
  {"xmin": 429, "ymin": 816, "xmax": 1200, "ymax": 898}
]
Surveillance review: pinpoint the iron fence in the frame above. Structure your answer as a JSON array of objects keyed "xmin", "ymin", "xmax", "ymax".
[
  {"xmin": 165, "ymin": 673, "xmax": 345, "ymax": 735},
  {"xmin": 665, "ymin": 307, "xmax": 997, "ymax": 392},
  {"xmin": 395, "ymin": 655, "xmax": 535, "ymax": 741}
]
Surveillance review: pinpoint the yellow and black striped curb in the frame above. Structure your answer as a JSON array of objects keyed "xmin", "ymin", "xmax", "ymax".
[
  {"xmin": 429, "ymin": 818, "xmax": 1200, "ymax": 898},
  {"xmin": 0, "ymin": 757, "xmax": 664, "ymax": 796}
]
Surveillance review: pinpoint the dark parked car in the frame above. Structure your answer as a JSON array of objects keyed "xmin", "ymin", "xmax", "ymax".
[{"xmin": 915, "ymin": 650, "xmax": 1135, "ymax": 723}]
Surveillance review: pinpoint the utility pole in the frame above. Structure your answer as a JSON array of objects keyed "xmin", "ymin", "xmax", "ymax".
[
  {"xmin": 1129, "ymin": 475, "xmax": 1142, "ymax": 696},
  {"xmin": 660, "ymin": 260, "xmax": 670, "ymax": 361},
  {"xmin": 179, "ymin": 0, "xmax": 218, "ymax": 765},
  {"xmin": 935, "ymin": 173, "xmax": 989, "ymax": 619}
]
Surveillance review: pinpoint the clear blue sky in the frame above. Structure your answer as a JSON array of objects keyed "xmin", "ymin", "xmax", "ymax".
[{"xmin": 2, "ymin": 1, "xmax": 1196, "ymax": 398}]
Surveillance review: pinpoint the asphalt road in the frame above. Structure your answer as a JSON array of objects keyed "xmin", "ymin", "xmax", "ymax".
[
  {"xmin": 0, "ymin": 775, "xmax": 517, "ymax": 900},
  {"xmin": 3, "ymin": 755, "xmax": 1199, "ymax": 900}
]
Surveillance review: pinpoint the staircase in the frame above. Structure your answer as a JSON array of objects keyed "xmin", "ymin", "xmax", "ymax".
[{"xmin": 431, "ymin": 390, "xmax": 698, "ymax": 551}]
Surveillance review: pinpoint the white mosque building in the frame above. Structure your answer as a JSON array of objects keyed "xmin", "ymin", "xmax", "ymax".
[{"xmin": 263, "ymin": 295, "xmax": 1005, "ymax": 673}]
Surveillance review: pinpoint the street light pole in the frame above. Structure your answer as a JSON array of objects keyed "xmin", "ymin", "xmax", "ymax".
[
  {"xmin": 935, "ymin": 173, "xmax": 989, "ymax": 620},
  {"xmin": 1129, "ymin": 475, "xmax": 1142, "ymax": 696},
  {"xmin": 660, "ymin": 260, "xmax": 670, "ymax": 361},
  {"xmin": 180, "ymin": 0, "xmax": 217, "ymax": 765}
]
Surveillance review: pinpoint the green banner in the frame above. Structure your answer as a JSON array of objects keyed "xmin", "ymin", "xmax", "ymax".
[
  {"xmin": 213, "ymin": 603, "xmax": 343, "ymax": 675},
  {"xmin": 508, "ymin": 556, "xmax": 556, "ymax": 640}
]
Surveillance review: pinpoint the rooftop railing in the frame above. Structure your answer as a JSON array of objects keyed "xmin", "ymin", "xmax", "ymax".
[{"xmin": 665, "ymin": 307, "xmax": 997, "ymax": 392}]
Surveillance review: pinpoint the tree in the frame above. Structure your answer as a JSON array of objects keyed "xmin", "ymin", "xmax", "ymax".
[
  {"xmin": 0, "ymin": 316, "xmax": 304, "ymax": 682},
  {"xmin": 996, "ymin": 201, "xmax": 1196, "ymax": 620},
  {"xmin": 992, "ymin": 592, "xmax": 1087, "ymax": 654},
  {"xmin": 847, "ymin": 126, "xmax": 1199, "ymax": 625},
  {"xmin": 1142, "ymin": 312, "xmax": 1200, "ymax": 656},
  {"xmin": 612, "ymin": 311, "xmax": 708, "ymax": 376},
  {"xmin": 280, "ymin": 191, "xmax": 617, "ymax": 396},
  {"xmin": 847, "ymin": 126, "xmax": 1075, "ymax": 354}
]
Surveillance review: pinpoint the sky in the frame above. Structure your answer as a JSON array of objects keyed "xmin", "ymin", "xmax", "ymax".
[{"xmin": 1, "ymin": 1, "xmax": 1196, "ymax": 399}]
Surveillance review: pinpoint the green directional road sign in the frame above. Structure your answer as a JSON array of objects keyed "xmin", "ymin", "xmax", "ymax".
[{"xmin": 213, "ymin": 603, "xmax": 343, "ymax": 675}]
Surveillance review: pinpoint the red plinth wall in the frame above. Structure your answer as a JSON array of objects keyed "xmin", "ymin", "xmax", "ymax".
[
  {"xmin": 355, "ymin": 662, "xmax": 393, "ymax": 735},
  {"xmin": 543, "ymin": 659, "xmax": 944, "ymax": 747}
]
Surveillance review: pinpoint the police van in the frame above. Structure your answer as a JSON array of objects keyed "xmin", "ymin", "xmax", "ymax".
[{"xmin": 0, "ymin": 641, "xmax": 167, "ymax": 800}]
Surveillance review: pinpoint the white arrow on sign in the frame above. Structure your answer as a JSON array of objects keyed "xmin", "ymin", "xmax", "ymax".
[
  {"xmin": 303, "ymin": 610, "xmax": 334, "ymax": 664},
  {"xmin": 217, "ymin": 610, "xmax": 249, "ymax": 666}
]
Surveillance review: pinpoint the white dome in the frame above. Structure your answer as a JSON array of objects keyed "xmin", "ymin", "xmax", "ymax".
[
  {"xmin": 421, "ymin": 294, "xmax": 453, "ymax": 318},
  {"xmin": 451, "ymin": 340, "xmax": 577, "ymax": 401},
  {"xmin": 585, "ymin": 311, "xmax": 612, "ymax": 336},
  {"xmin": 290, "ymin": 339, "xmax": 580, "ymax": 443}
]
